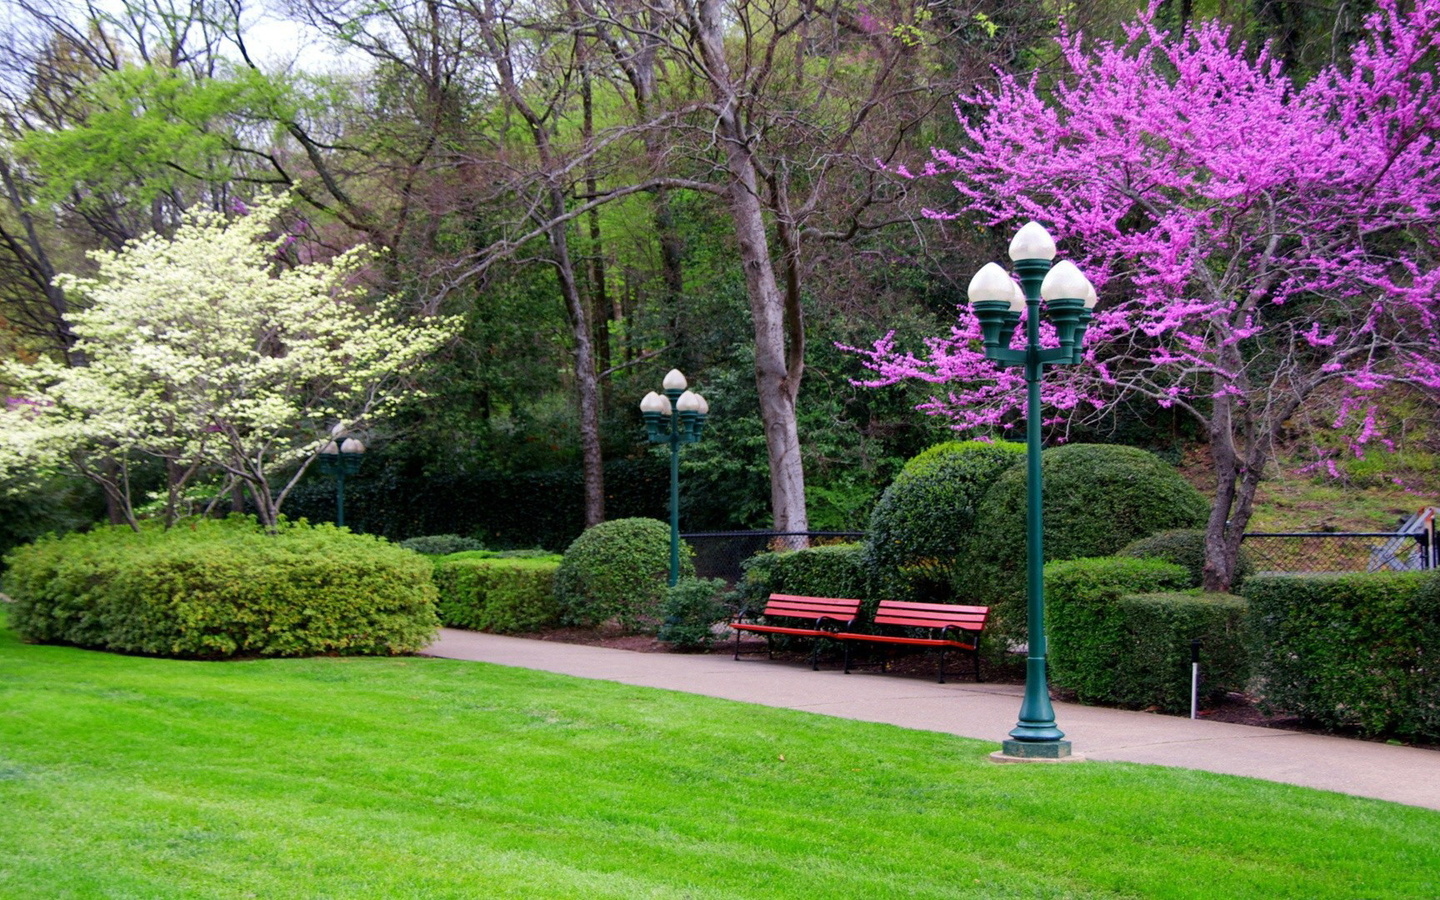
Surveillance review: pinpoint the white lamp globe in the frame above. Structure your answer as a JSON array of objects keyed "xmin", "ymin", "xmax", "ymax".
[
  {"xmin": 1040, "ymin": 259, "xmax": 1093, "ymax": 301},
  {"xmin": 1008, "ymin": 221, "xmax": 1058, "ymax": 261},
  {"xmin": 662, "ymin": 369, "xmax": 687, "ymax": 391},
  {"xmin": 967, "ymin": 262, "xmax": 1015, "ymax": 305}
]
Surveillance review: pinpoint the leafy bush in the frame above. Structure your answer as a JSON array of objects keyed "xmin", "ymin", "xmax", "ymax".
[
  {"xmin": 1246, "ymin": 572, "xmax": 1440, "ymax": 740},
  {"xmin": 969, "ymin": 444, "xmax": 1210, "ymax": 646},
  {"xmin": 3, "ymin": 516, "xmax": 438, "ymax": 658},
  {"xmin": 1045, "ymin": 557, "xmax": 1193, "ymax": 704},
  {"xmin": 1117, "ymin": 528, "xmax": 1253, "ymax": 589},
  {"xmin": 657, "ymin": 577, "xmax": 731, "ymax": 650},
  {"xmin": 864, "ymin": 440, "xmax": 1024, "ymax": 605},
  {"xmin": 1108, "ymin": 592, "xmax": 1250, "ymax": 714},
  {"xmin": 735, "ymin": 543, "xmax": 870, "ymax": 615},
  {"xmin": 554, "ymin": 518, "xmax": 692, "ymax": 632},
  {"xmin": 432, "ymin": 556, "xmax": 561, "ymax": 633},
  {"xmin": 400, "ymin": 534, "xmax": 487, "ymax": 555}
]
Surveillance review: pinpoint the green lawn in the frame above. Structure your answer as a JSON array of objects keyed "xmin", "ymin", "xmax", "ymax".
[{"xmin": 2, "ymin": 617, "xmax": 1437, "ymax": 899}]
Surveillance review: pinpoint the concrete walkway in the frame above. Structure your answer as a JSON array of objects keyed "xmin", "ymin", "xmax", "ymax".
[{"xmin": 424, "ymin": 628, "xmax": 1440, "ymax": 811}]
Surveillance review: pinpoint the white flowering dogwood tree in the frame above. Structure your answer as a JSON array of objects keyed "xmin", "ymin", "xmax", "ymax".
[{"xmin": 0, "ymin": 194, "xmax": 457, "ymax": 529}]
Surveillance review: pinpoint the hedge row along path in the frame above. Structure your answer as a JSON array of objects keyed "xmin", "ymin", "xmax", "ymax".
[{"xmin": 425, "ymin": 628, "xmax": 1440, "ymax": 811}]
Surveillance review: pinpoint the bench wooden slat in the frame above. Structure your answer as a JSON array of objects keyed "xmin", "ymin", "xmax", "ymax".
[
  {"xmin": 731, "ymin": 593, "xmax": 862, "ymax": 670},
  {"xmin": 834, "ymin": 599, "xmax": 989, "ymax": 683}
]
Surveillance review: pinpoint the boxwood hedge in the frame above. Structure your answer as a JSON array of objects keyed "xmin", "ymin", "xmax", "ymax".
[
  {"xmin": 969, "ymin": 444, "xmax": 1209, "ymax": 646},
  {"xmin": 1246, "ymin": 571, "xmax": 1440, "ymax": 740},
  {"xmin": 3, "ymin": 517, "xmax": 439, "ymax": 658},
  {"xmin": 432, "ymin": 554, "xmax": 562, "ymax": 633}
]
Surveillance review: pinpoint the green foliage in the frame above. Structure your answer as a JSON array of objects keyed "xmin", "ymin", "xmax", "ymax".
[
  {"xmin": 735, "ymin": 543, "xmax": 870, "ymax": 614},
  {"xmin": 432, "ymin": 556, "xmax": 560, "ymax": 633},
  {"xmin": 399, "ymin": 534, "xmax": 488, "ymax": 555},
  {"xmin": 281, "ymin": 456, "xmax": 669, "ymax": 550},
  {"xmin": 657, "ymin": 577, "xmax": 731, "ymax": 650},
  {"xmin": 553, "ymin": 518, "xmax": 692, "ymax": 632},
  {"xmin": 1246, "ymin": 572, "xmax": 1440, "ymax": 740},
  {"xmin": 0, "ymin": 473, "xmax": 103, "ymax": 573},
  {"xmin": 1045, "ymin": 557, "xmax": 1193, "ymax": 704},
  {"xmin": 969, "ymin": 443, "xmax": 1210, "ymax": 645},
  {"xmin": 865, "ymin": 440, "xmax": 1024, "ymax": 605},
  {"xmin": 1118, "ymin": 528, "xmax": 1254, "ymax": 590},
  {"xmin": 1110, "ymin": 592, "xmax": 1250, "ymax": 714},
  {"xmin": 2, "ymin": 516, "xmax": 438, "ymax": 658}
]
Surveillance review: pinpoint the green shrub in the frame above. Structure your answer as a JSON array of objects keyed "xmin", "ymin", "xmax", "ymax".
[
  {"xmin": 735, "ymin": 543, "xmax": 870, "ymax": 615},
  {"xmin": 864, "ymin": 440, "xmax": 1024, "ymax": 605},
  {"xmin": 3, "ymin": 516, "xmax": 438, "ymax": 658},
  {"xmin": 432, "ymin": 556, "xmax": 561, "ymax": 633},
  {"xmin": 1045, "ymin": 557, "xmax": 1192, "ymax": 703},
  {"xmin": 1108, "ymin": 592, "xmax": 1250, "ymax": 714},
  {"xmin": 969, "ymin": 444, "xmax": 1210, "ymax": 646},
  {"xmin": 657, "ymin": 577, "xmax": 731, "ymax": 650},
  {"xmin": 554, "ymin": 518, "xmax": 692, "ymax": 633},
  {"xmin": 400, "ymin": 534, "xmax": 487, "ymax": 555},
  {"xmin": 1246, "ymin": 572, "xmax": 1440, "ymax": 740},
  {"xmin": 1117, "ymin": 528, "xmax": 1253, "ymax": 590}
]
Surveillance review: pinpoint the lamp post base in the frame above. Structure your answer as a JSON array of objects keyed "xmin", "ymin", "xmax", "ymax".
[{"xmin": 993, "ymin": 740, "xmax": 1078, "ymax": 762}]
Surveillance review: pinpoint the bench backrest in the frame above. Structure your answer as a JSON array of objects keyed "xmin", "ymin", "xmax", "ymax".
[
  {"xmin": 874, "ymin": 600, "xmax": 988, "ymax": 632},
  {"xmin": 763, "ymin": 593, "xmax": 863, "ymax": 624}
]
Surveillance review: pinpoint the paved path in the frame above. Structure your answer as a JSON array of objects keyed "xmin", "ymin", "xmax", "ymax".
[{"xmin": 425, "ymin": 629, "xmax": 1440, "ymax": 811}]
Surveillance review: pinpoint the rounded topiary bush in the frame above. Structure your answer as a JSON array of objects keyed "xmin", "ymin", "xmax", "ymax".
[
  {"xmin": 967, "ymin": 444, "xmax": 1210, "ymax": 645},
  {"xmin": 3, "ymin": 516, "xmax": 439, "ymax": 658},
  {"xmin": 1117, "ymin": 528, "xmax": 1253, "ymax": 590},
  {"xmin": 554, "ymin": 517, "xmax": 693, "ymax": 632},
  {"xmin": 864, "ymin": 440, "xmax": 1024, "ymax": 604}
]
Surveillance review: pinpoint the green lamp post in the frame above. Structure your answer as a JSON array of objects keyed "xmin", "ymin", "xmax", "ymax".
[
  {"xmin": 640, "ymin": 369, "xmax": 709, "ymax": 586},
  {"xmin": 968, "ymin": 221, "xmax": 1098, "ymax": 760},
  {"xmin": 317, "ymin": 425, "xmax": 366, "ymax": 529}
]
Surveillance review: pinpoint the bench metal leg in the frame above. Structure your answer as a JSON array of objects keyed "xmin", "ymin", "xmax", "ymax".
[{"xmin": 938, "ymin": 648, "xmax": 947, "ymax": 684}]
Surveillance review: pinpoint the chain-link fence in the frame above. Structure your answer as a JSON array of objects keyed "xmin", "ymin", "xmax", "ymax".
[
  {"xmin": 684, "ymin": 528, "xmax": 1439, "ymax": 585},
  {"xmin": 1240, "ymin": 531, "xmax": 1437, "ymax": 575},
  {"xmin": 682, "ymin": 531, "xmax": 864, "ymax": 584}
]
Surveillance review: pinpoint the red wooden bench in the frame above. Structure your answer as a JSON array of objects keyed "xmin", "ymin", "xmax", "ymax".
[
  {"xmin": 730, "ymin": 594, "xmax": 863, "ymax": 670},
  {"xmin": 835, "ymin": 600, "xmax": 988, "ymax": 683}
]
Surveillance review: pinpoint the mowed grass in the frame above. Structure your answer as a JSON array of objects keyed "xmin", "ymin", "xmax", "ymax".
[{"xmin": 1, "ymin": 618, "xmax": 1437, "ymax": 899}]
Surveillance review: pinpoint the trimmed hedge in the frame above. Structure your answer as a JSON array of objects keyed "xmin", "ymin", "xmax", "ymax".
[
  {"xmin": 432, "ymin": 555, "xmax": 562, "ymax": 633},
  {"xmin": 400, "ymin": 534, "xmax": 487, "ymax": 555},
  {"xmin": 736, "ymin": 543, "xmax": 870, "ymax": 615},
  {"xmin": 554, "ymin": 518, "xmax": 692, "ymax": 632},
  {"xmin": 1109, "ymin": 592, "xmax": 1250, "ymax": 714},
  {"xmin": 1045, "ymin": 557, "xmax": 1193, "ymax": 705},
  {"xmin": 1118, "ymin": 529, "xmax": 1254, "ymax": 590},
  {"xmin": 3, "ymin": 517, "xmax": 439, "ymax": 658},
  {"xmin": 864, "ymin": 440, "xmax": 1024, "ymax": 605},
  {"xmin": 1246, "ymin": 572, "xmax": 1440, "ymax": 740},
  {"xmin": 969, "ymin": 444, "xmax": 1210, "ymax": 646}
]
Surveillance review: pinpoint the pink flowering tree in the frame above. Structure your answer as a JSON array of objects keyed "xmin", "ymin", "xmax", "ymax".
[{"xmin": 851, "ymin": 1, "xmax": 1440, "ymax": 590}]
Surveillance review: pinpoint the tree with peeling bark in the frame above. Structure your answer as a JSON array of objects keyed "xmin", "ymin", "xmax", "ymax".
[{"xmin": 851, "ymin": 1, "xmax": 1440, "ymax": 590}]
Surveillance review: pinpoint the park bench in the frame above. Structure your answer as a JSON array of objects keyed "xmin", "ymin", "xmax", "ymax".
[
  {"xmin": 835, "ymin": 600, "xmax": 989, "ymax": 683},
  {"xmin": 730, "ymin": 594, "xmax": 863, "ymax": 670}
]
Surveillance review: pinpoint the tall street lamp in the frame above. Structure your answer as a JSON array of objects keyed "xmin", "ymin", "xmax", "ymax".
[
  {"xmin": 317, "ymin": 424, "xmax": 366, "ymax": 529},
  {"xmin": 640, "ymin": 369, "xmax": 709, "ymax": 586},
  {"xmin": 968, "ymin": 221, "xmax": 1097, "ymax": 761}
]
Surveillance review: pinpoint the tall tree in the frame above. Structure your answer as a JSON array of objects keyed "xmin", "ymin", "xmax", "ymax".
[{"xmin": 853, "ymin": 1, "xmax": 1440, "ymax": 590}]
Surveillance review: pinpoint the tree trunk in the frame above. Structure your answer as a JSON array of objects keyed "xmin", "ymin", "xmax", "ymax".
[{"xmin": 692, "ymin": 0, "xmax": 809, "ymax": 533}]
